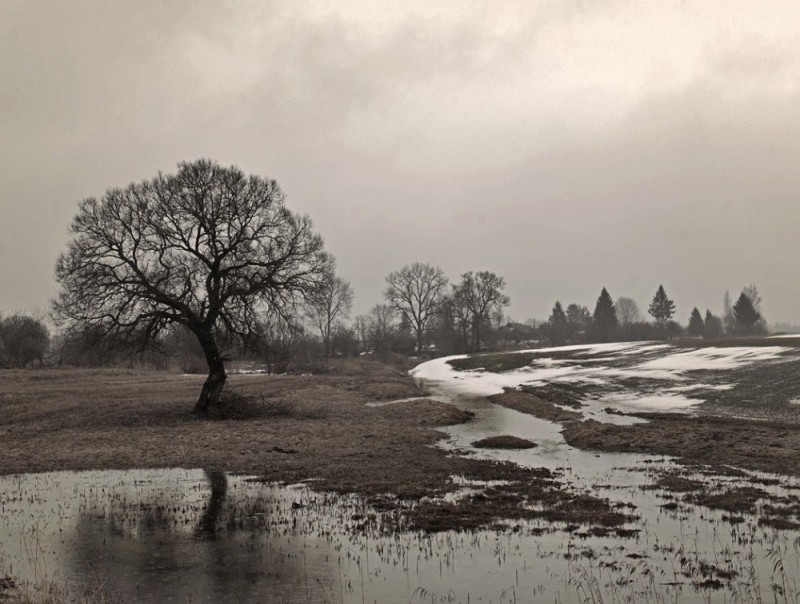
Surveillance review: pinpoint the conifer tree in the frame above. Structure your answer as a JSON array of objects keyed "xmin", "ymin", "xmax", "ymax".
[
  {"xmin": 549, "ymin": 301, "xmax": 567, "ymax": 324},
  {"xmin": 648, "ymin": 285, "xmax": 676, "ymax": 327},
  {"xmin": 733, "ymin": 292, "xmax": 761, "ymax": 334},
  {"xmin": 687, "ymin": 307, "xmax": 704, "ymax": 337},
  {"xmin": 592, "ymin": 287, "xmax": 617, "ymax": 342}
]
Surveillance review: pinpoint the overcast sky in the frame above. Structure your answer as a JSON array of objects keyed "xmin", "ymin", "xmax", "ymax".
[{"xmin": 2, "ymin": 1, "xmax": 800, "ymax": 325}]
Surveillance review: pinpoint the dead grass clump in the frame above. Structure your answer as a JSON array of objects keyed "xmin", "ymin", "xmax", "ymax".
[
  {"xmin": 686, "ymin": 486, "xmax": 768, "ymax": 514},
  {"xmin": 650, "ymin": 472, "xmax": 705, "ymax": 493},
  {"xmin": 472, "ymin": 435, "xmax": 536, "ymax": 449}
]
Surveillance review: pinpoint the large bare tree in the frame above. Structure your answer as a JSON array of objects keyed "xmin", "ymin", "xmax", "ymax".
[
  {"xmin": 54, "ymin": 160, "xmax": 331, "ymax": 413},
  {"xmin": 451, "ymin": 271, "xmax": 510, "ymax": 351},
  {"xmin": 305, "ymin": 275, "xmax": 354, "ymax": 356},
  {"xmin": 384, "ymin": 262, "xmax": 448, "ymax": 354}
]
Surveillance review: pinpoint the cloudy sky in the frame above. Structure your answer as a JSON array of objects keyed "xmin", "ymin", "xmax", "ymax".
[{"xmin": 2, "ymin": 0, "xmax": 799, "ymax": 325}]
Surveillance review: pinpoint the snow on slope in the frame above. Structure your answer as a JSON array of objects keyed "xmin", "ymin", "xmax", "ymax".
[{"xmin": 411, "ymin": 342, "xmax": 790, "ymax": 414}]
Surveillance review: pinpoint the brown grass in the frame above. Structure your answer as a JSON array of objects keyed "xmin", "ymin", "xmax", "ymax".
[{"xmin": 0, "ymin": 365, "xmax": 625, "ymax": 532}]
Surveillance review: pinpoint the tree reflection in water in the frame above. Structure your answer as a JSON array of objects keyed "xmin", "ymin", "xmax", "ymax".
[
  {"xmin": 196, "ymin": 469, "xmax": 227, "ymax": 538},
  {"xmin": 58, "ymin": 469, "xmax": 338, "ymax": 602}
]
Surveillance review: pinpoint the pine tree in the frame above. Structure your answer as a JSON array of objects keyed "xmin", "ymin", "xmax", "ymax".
[
  {"xmin": 733, "ymin": 293, "xmax": 761, "ymax": 334},
  {"xmin": 687, "ymin": 307, "xmax": 704, "ymax": 337},
  {"xmin": 592, "ymin": 287, "xmax": 617, "ymax": 342},
  {"xmin": 549, "ymin": 301, "xmax": 566, "ymax": 324},
  {"xmin": 648, "ymin": 285, "xmax": 676, "ymax": 327}
]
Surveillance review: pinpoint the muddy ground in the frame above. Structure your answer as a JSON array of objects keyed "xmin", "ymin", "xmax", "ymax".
[
  {"xmin": 3, "ymin": 350, "xmax": 800, "ymax": 533},
  {"xmin": 0, "ymin": 362, "xmax": 626, "ymax": 532}
]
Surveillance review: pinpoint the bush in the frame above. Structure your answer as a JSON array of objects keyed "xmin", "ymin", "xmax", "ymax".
[{"xmin": 0, "ymin": 314, "xmax": 49, "ymax": 367}]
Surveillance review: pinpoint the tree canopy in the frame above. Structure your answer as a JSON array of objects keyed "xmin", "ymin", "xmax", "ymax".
[{"xmin": 54, "ymin": 159, "xmax": 332, "ymax": 412}]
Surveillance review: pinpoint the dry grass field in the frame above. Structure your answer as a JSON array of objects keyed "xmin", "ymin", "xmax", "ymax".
[{"xmin": 0, "ymin": 361, "xmax": 630, "ymax": 532}]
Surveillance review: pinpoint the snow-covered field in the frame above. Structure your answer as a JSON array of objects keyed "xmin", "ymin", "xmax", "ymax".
[{"xmin": 412, "ymin": 341, "xmax": 791, "ymax": 414}]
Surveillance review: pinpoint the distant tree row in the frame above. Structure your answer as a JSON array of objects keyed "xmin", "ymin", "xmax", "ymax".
[{"xmin": 544, "ymin": 284, "xmax": 766, "ymax": 346}]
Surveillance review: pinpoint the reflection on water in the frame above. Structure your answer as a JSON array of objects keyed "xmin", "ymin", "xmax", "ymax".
[{"xmin": 2, "ymin": 465, "xmax": 800, "ymax": 603}]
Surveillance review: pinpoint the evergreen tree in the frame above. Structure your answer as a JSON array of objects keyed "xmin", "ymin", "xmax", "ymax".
[
  {"xmin": 687, "ymin": 307, "xmax": 704, "ymax": 337},
  {"xmin": 592, "ymin": 287, "xmax": 618, "ymax": 342},
  {"xmin": 549, "ymin": 301, "xmax": 566, "ymax": 324},
  {"xmin": 648, "ymin": 285, "xmax": 676, "ymax": 326},
  {"xmin": 733, "ymin": 292, "xmax": 761, "ymax": 334},
  {"xmin": 704, "ymin": 310, "xmax": 723, "ymax": 339}
]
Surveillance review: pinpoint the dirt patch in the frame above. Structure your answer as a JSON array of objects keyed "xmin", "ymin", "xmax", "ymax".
[{"xmin": 472, "ymin": 435, "xmax": 536, "ymax": 449}]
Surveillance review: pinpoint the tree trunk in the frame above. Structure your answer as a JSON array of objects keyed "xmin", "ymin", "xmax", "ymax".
[{"xmin": 193, "ymin": 329, "xmax": 227, "ymax": 414}]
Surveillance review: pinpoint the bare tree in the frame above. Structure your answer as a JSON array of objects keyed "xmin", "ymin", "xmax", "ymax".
[
  {"xmin": 305, "ymin": 275, "xmax": 354, "ymax": 356},
  {"xmin": 54, "ymin": 160, "xmax": 331, "ymax": 413},
  {"xmin": 384, "ymin": 262, "xmax": 448, "ymax": 354},
  {"xmin": 366, "ymin": 304, "xmax": 396, "ymax": 353},
  {"xmin": 451, "ymin": 271, "xmax": 510, "ymax": 351},
  {"xmin": 615, "ymin": 296, "xmax": 640, "ymax": 326}
]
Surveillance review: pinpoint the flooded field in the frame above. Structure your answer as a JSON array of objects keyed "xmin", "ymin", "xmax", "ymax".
[
  {"xmin": 2, "ymin": 465, "xmax": 800, "ymax": 603},
  {"xmin": 3, "ymin": 342, "xmax": 800, "ymax": 602}
]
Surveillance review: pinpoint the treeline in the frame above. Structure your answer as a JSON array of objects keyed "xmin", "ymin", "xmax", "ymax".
[
  {"xmin": 0, "ymin": 272, "xmax": 773, "ymax": 371},
  {"xmin": 542, "ymin": 283, "xmax": 768, "ymax": 347}
]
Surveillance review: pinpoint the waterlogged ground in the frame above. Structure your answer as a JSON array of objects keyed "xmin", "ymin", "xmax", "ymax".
[{"xmin": 3, "ymin": 341, "xmax": 800, "ymax": 602}]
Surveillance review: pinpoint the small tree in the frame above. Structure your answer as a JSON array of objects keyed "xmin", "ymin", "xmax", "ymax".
[
  {"xmin": 565, "ymin": 303, "xmax": 591, "ymax": 342},
  {"xmin": 54, "ymin": 160, "xmax": 332, "ymax": 413},
  {"xmin": 687, "ymin": 307, "xmax": 705, "ymax": 337},
  {"xmin": 733, "ymin": 292, "xmax": 761, "ymax": 335},
  {"xmin": 366, "ymin": 304, "xmax": 396, "ymax": 353},
  {"xmin": 592, "ymin": 287, "xmax": 618, "ymax": 342},
  {"xmin": 648, "ymin": 285, "xmax": 676, "ymax": 327},
  {"xmin": 615, "ymin": 297, "xmax": 640, "ymax": 326},
  {"xmin": 548, "ymin": 301, "xmax": 567, "ymax": 346},
  {"xmin": 305, "ymin": 275, "xmax": 354, "ymax": 356},
  {"xmin": 0, "ymin": 314, "xmax": 50, "ymax": 367},
  {"xmin": 722, "ymin": 291, "xmax": 736, "ymax": 335},
  {"xmin": 384, "ymin": 263, "xmax": 448, "ymax": 355}
]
